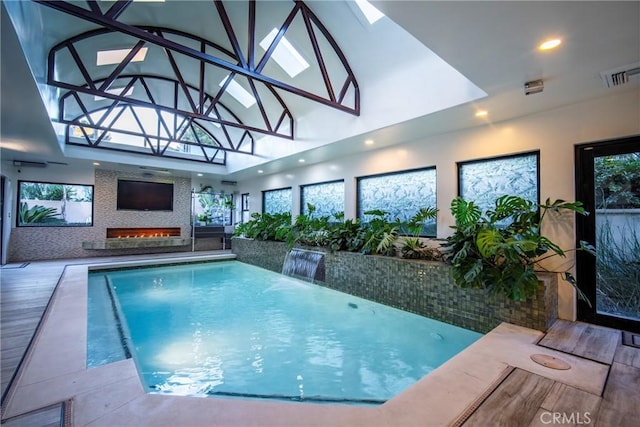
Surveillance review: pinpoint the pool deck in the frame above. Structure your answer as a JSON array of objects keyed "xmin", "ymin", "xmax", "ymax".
[{"xmin": 1, "ymin": 252, "xmax": 638, "ymax": 426}]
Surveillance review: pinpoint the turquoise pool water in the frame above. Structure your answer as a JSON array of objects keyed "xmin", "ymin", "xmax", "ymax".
[{"xmin": 88, "ymin": 261, "xmax": 481, "ymax": 404}]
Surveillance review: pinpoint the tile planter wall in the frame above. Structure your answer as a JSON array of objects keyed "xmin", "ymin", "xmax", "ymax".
[{"xmin": 232, "ymin": 237, "xmax": 557, "ymax": 334}]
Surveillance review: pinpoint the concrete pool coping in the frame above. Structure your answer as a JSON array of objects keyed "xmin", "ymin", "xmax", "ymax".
[{"xmin": 2, "ymin": 255, "xmax": 609, "ymax": 426}]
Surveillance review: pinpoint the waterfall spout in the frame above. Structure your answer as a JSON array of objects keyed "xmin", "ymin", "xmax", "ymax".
[{"xmin": 282, "ymin": 249, "xmax": 325, "ymax": 283}]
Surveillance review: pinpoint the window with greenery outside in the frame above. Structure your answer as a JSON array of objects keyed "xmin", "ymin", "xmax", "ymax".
[
  {"xmin": 594, "ymin": 152, "xmax": 640, "ymax": 319},
  {"xmin": 18, "ymin": 181, "xmax": 93, "ymax": 227},
  {"xmin": 194, "ymin": 187, "xmax": 232, "ymax": 226}
]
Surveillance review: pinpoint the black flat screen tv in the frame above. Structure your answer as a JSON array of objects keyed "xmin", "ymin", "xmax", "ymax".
[{"xmin": 117, "ymin": 180, "xmax": 174, "ymax": 211}]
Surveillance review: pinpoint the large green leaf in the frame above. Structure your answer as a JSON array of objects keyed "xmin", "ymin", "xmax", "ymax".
[
  {"xmin": 476, "ymin": 228, "xmax": 503, "ymax": 258},
  {"xmin": 450, "ymin": 197, "xmax": 481, "ymax": 227}
]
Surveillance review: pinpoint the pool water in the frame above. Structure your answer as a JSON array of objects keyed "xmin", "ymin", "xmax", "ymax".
[{"xmin": 88, "ymin": 261, "xmax": 481, "ymax": 404}]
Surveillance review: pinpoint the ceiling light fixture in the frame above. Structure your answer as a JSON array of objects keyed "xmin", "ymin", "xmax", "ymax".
[
  {"xmin": 219, "ymin": 76, "xmax": 257, "ymax": 108},
  {"xmin": 197, "ymin": 173, "xmax": 203, "ymax": 177},
  {"xmin": 298, "ymin": 158, "xmax": 305, "ymax": 163},
  {"xmin": 92, "ymin": 162, "xmax": 100, "ymax": 166},
  {"xmin": 96, "ymin": 47, "xmax": 148, "ymax": 66},
  {"xmin": 355, "ymin": 0, "xmax": 385, "ymax": 24},
  {"xmin": 257, "ymin": 170, "xmax": 264, "ymax": 174},
  {"xmin": 260, "ymin": 28, "xmax": 310, "ymax": 78},
  {"xmin": 538, "ymin": 38, "xmax": 562, "ymax": 51},
  {"xmin": 364, "ymin": 139, "xmax": 374, "ymax": 145},
  {"xmin": 475, "ymin": 110, "xmax": 488, "ymax": 117}
]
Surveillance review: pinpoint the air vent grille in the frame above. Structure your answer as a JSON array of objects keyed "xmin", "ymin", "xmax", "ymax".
[{"xmin": 601, "ymin": 63, "xmax": 640, "ymax": 88}]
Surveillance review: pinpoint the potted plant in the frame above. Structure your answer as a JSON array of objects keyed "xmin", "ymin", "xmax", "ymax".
[{"xmin": 443, "ymin": 195, "xmax": 595, "ymax": 302}]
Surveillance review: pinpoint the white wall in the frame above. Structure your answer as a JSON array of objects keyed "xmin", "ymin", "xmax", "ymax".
[{"xmin": 236, "ymin": 90, "xmax": 640, "ymax": 321}]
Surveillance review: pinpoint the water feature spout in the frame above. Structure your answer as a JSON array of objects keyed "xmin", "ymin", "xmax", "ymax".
[{"xmin": 282, "ymin": 248, "xmax": 325, "ymax": 282}]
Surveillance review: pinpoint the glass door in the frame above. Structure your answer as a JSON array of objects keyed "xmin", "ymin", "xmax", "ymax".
[{"xmin": 576, "ymin": 136, "xmax": 640, "ymax": 333}]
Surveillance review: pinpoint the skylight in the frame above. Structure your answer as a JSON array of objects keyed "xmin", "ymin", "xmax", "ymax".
[
  {"xmin": 96, "ymin": 47, "xmax": 148, "ymax": 66},
  {"xmin": 355, "ymin": 0, "xmax": 385, "ymax": 24},
  {"xmin": 219, "ymin": 76, "xmax": 256, "ymax": 108},
  {"xmin": 259, "ymin": 28, "xmax": 310, "ymax": 78}
]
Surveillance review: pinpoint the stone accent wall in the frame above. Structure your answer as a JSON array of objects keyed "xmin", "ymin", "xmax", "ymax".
[
  {"xmin": 9, "ymin": 170, "xmax": 193, "ymax": 261},
  {"xmin": 232, "ymin": 238, "xmax": 557, "ymax": 333}
]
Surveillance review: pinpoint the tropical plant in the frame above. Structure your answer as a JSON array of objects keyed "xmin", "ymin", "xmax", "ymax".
[
  {"xmin": 235, "ymin": 205, "xmax": 441, "ymax": 258},
  {"xmin": 358, "ymin": 209, "xmax": 400, "ymax": 256},
  {"xmin": 400, "ymin": 207, "xmax": 440, "ymax": 260},
  {"xmin": 595, "ymin": 153, "xmax": 640, "ymax": 209},
  {"xmin": 232, "ymin": 211, "xmax": 292, "ymax": 241},
  {"xmin": 18, "ymin": 202, "xmax": 59, "ymax": 224},
  {"xmin": 326, "ymin": 213, "xmax": 363, "ymax": 253},
  {"xmin": 443, "ymin": 195, "xmax": 595, "ymax": 302},
  {"xmin": 283, "ymin": 204, "xmax": 334, "ymax": 248}
]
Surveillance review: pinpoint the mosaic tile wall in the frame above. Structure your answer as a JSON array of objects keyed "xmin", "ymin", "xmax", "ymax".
[
  {"xmin": 9, "ymin": 170, "xmax": 193, "ymax": 261},
  {"xmin": 232, "ymin": 238, "xmax": 558, "ymax": 333}
]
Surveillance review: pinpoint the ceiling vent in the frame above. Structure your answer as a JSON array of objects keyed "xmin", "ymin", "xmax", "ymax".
[
  {"xmin": 13, "ymin": 160, "xmax": 47, "ymax": 168},
  {"xmin": 600, "ymin": 62, "xmax": 640, "ymax": 88}
]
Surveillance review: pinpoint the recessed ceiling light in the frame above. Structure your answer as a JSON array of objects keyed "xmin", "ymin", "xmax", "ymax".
[
  {"xmin": 539, "ymin": 38, "xmax": 562, "ymax": 51},
  {"xmin": 257, "ymin": 170, "xmax": 264, "ymax": 174},
  {"xmin": 355, "ymin": 0, "xmax": 385, "ymax": 24},
  {"xmin": 92, "ymin": 162, "xmax": 100, "ymax": 166},
  {"xmin": 298, "ymin": 158, "xmax": 305, "ymax": 163},
  {"xmin": 260, "ymin": 28, "xmax": 310, "ymax": 78},
  {"xmin": 197, "ymin": 173, "xmax": 203, "ymax": 177},
  {"xmin": 219, "ymin": 76, "xmax": 256, "ymax": 108},
  {"xmin": 364, "ymin": 139, "xmax": 374, "ymax": 145},
  {"xmin": 475, "ymin": 110, "xmax": 488, "ymax": 117},
  {"xmin": 96, "ymin": 47, "xmax": 148, "ymax": 66}
]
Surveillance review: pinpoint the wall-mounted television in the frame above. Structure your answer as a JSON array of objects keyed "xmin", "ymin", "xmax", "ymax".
[{"xmin": 117, "ymin": 180, "xmax": 174, "ymax": 211}]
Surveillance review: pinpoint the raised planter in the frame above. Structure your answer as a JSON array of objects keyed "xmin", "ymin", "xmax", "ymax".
[{"xmin": 232, "ymin": 237, "xmax": 557, "ymax": 334}]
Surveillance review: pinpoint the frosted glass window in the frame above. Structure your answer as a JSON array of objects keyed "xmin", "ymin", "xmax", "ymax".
[
  {"xmin": 357, "ymin": 167, "xmax": 436, "ymax": 236},
  {"xmin": 458, "ymin": 152, "xmax": 539, "ymax": 213},
  {"xmin": 301, "ymin": 180, "xmax": 344, "ymax": 218},
  {"xmin": 262, "ymin": 187, "xmax": 292, "ymax": 214}
]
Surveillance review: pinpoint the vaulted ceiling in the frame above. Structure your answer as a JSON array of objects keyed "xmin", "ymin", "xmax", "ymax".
[{"xmin": 2, "ymin": 1, "xmax": 639, "ymax": 180}]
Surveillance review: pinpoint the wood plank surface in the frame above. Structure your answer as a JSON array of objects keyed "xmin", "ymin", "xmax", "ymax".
[
  {"xmin": 539, "ymin": 320, "xmax": 620, "ymax": 364},
  {"xmin": 596, "ymin": 362, "xmax": 640, "ymax": 427},
  {"xmin": 1, "ymin": 403, "xmax": 63, "ymax": 427},
  {"xmin": 1, "ymin": 262, "xmax": 64, "ymax": 399},
  {"xmin": 463, "ymin": 369, "xmax": 555, "ymax": 426}
]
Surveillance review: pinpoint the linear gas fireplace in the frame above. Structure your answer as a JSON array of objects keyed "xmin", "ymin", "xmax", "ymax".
[
  {"xmin": 83, "ymin": 227, "xmax": 189, "ymax": 250},
  {"xmin": 106, "ymin": 227, "xmax": 181, "ymax": 239}
]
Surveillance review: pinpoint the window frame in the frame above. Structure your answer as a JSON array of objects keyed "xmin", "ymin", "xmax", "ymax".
[
  {"xmin": 356, "ymin": 166, "xmax": 437, "ymax": 237},
  {"xmin": 457, "ymin": 150, "xmax": 541, "ymax": 208},
  {"xmin": 299, "ymin": 179, "xmax": 345, "ymax": 218},
  {"xmin": 16, "ymin": 180, "xmax": 95, "ymax": 227},
  {"xmin": 261, "ymin": 187, "xmax": 292, "ymax": 214}
]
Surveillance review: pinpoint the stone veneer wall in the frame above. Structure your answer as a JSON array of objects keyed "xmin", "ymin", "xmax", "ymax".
[
  {"xmin": 232, "ymin": 238, "xmax": 558, "ymax": 334},
  {"xmin": 9, "ymin": 170, "xmax": 193, "ymax": 261}
]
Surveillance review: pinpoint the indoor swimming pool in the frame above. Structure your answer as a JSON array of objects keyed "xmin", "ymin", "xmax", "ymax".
[{"xmin": 88, "ymin": 260, "xmax": 482, "ymax": 404}]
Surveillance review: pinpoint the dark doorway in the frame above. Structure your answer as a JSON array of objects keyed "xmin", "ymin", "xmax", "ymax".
[{"xmin": 575, "ymin": 136, "xmax": 640, "ymax": 333}]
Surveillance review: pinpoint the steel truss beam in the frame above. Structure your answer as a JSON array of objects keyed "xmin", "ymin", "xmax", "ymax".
[
  {"xmin": 65, "ymin": 100, "xmax": 234, "ymax": 165},
  {"xmin": 59, "ymin": 74, "xmax": 257, "ymax": 156},
  {"xmin": 49, "ymin": 28, "xmax": 294, "ymax": 141},
  {"xmin": 35, "ymin": 0, "xmax": 360, "ymax": 116}
]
